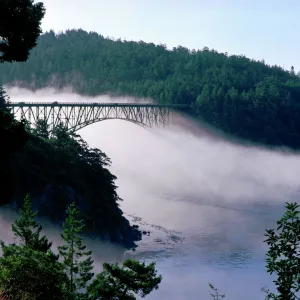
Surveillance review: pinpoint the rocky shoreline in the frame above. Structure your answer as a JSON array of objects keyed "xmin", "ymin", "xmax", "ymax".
[{"xmin": 9, "ymin": 185, "xmax": 142, "ymax": 249}]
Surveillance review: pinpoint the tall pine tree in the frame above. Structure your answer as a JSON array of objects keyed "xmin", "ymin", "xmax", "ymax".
[
  {"xmin": 12, "ymin": 193, "xmax": 53, "ymax": 253},
  {"xmin": 88, "ymin": 259, "xmax": 162, "ymax": 299},
  {"xmin": 0, "ymin": 194, "xmax": 70, "ymax": 299},
  {"xmin": 58, "ymin": 202, "xmax": 94, "ymax": 298}
]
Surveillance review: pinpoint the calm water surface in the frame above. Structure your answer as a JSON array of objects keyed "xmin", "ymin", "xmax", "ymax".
[{"xmin": 8, "ymin": 88, "xmax": 300, "ymax": 300}]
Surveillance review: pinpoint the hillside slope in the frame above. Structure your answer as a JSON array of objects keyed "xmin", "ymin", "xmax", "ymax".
[
  {"xmin": 2, "ymin": 112, "xmax": 141, "ymax": 248},
  {"xmin": 1, "ymin": 29, "xmax": 300, "ymax": 148}
]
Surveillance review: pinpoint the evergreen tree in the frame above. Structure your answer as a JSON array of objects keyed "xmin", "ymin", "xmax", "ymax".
[
  {"xmin": 291, "ymin": 66, "xmax": 295, "ymax": 76},
  {"xmin": 12, "ymin": 193, "xmax": 53, "ymax": 253},
  {"xmin": 0, "ymin": 85, "xmax": 8, "ymax": 109},
  {"xmin": 2, "ymin": 29, "xmax": 300, "ymax": 148},
  {"xmin": 32, "ymin": 118, "xmax": 50, "ymax": 139},
  {"xmin": 0, "ymin": 108, "xmax": 28, "ymax": 205},
  {"xmin": 262, "ymin": 202, "xmax": 300, "ymax": 300},
  {"xmin": 0, "ymin": 244, "xmax": 71, "ymax": 300},
  {"xmin": 88, "ymin": 258, "xmax": 162, "ymax": 299},
  {"xmin": 0, "ymin": 0, "xmax": 46, "ymax": 62},
  {"xmin": 58, "ymin": 202, "xmax": 94, "ymax": 298},
  {"xmin": 0, "ymin": 0, "xmax": 45, "ymax": 204},
  {"xmin": 0, "ymin": 196, "xmax": 70, "ymax": 299}
]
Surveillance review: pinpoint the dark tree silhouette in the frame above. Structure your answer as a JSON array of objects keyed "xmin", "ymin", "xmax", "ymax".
[
  {"xmin": 0, "ymin": 0, "xmax": 45, "ymax": 203},
  {"xmin": 0, "ymin": 0, "xmax": 45, "ymax": 62},
  {"xmin": 0, "ymin": 89, "xmax": 28, "ymax": 204}
]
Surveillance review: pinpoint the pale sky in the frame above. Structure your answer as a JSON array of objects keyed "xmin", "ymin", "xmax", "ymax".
[{"xmin": 40, "ymin": 0, "xmax": 300, "ymax": 72}]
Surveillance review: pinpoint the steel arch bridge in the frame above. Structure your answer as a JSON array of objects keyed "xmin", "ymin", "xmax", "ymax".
[{"xmin": 7, "ymin": 102, "xmax": 189, "ymax": 132}]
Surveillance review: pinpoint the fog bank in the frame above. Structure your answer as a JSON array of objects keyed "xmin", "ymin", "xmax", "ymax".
[{"xmin": 3, "ymin": 87, "xmax": 300, "ymax": 299}]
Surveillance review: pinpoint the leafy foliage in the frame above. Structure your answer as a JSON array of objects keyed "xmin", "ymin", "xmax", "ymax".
[
  {"xmin": 88, "ymin": 259, "xmax": 162, "ymax": 299},
  {"xmin": 0, "ymin": 0, "xmax": 45, "ymax": 62},
  {"xmin": 1, "ymin": 29, "xmax": 300, "ymax": 148},
  {"xmin": 58, "ymin": 202, "xmax": 94, "ymax": 298},
  {"xmin": 263, "ymin": 202, "xmax": 300, "ymax": 300}
]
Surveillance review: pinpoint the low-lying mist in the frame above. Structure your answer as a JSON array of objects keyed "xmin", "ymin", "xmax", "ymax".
[{"xmin": 3, "ymin": 86, "xmax": 300, "ymax": 299}]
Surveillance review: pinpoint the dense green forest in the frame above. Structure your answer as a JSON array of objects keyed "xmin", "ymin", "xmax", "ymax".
[
  {"xmin": 14, "ymin": 121, "xmax": 141, "ymax": 247},
  {"xmin": 0, "ymin": 2, "xmax": 299, "ymax": 298},
  {"xmin": 0, "ymin": 195, "xmax": 162, "ymax": 299},
  {"xmin": 1, "ymin": 29, "xmax": 300, "ymax": 148},
  {"xmin": 0, "ymin": 87, "xmax": 141, "ymax": 248}
]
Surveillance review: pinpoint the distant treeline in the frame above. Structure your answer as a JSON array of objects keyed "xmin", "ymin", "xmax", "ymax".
[{"xmin": 1, "ymin": 29, "xmax": 300, "ymax": 148}]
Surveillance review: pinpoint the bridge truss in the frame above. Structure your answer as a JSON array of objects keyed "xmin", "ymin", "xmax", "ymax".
[{"xmin": 8, "ymin": 102, "xmax": 188, "ymax": 132}]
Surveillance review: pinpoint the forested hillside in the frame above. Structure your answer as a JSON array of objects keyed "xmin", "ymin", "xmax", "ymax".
[
  {"xmin": 1, "ymin": 29, "xmax": 300, "ymax": 148},
  {"xmin": 11, "ymin": 121, "xmax": 141, "ymax": 247},
  {"xmin": 0, "ymin": 86, "xmax": 140, "ymax": 248}
]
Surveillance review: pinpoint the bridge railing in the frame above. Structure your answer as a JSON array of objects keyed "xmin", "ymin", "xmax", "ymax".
[{"xmin": 7, "ymin": 102, "xmax": 189, "ymax": 108}]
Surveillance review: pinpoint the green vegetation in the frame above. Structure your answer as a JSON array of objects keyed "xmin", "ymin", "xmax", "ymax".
[
  {"xmin": 0, "ymin": 195, "xmax": 70, "ymax": 300},
  {"xmin": 0, "ymin": 195, "xmax": 298, "ymax": 299},
  {"xmin": 0, "ymin": 244, "xmax": 71, "ymax": 300},
  {"xmin": 0, "ymin": 0, "xmax": 45, "ymax": 63},
  {"xmin": 10, "ymin": 120, "xmax": 141, "ymax": 247},
  {"xmin": 0, "ymin": 196, "xmax": 162, "ymax": 300},
  {"xmin": 0, "ymin": 87, "xmax": 28, "ymax": 204},
  {"xmin": 88, "ymin": 259, "xmax": 162, "ymax": 299},
  {"xmin": 210, "ymin": 202, "xmax": 300, "ymax": 300},
  {"xmin": 12, "ymin": 193, "xmax": 53, "ymax": 253},
  {"xmin": 1, "ymin": 29, "xmax": 300, "ymax": 148},
  {"xmin": 262, "ymin": 202, "xmax": 300, "ymax": 300},
  {"xmin": 0, "ymin": 0, "xmax": 44, "ymax": 205},
  {"xmin": 0, "ymin": 0, "xmax": 140, "ymax": 248},
  {"xmin": 58, "ymin": 202, "xmax": 94, "ymax": 297},
  {"xmin": 0, "ymin": 1, "xmax": 299, "ymax": 299}
]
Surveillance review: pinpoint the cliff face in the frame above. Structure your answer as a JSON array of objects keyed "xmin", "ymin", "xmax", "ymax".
[
  {"xmin": 10, "ymin": 185, "xmax": 141, "ymax": 248},
  {"xmin": 8, "ymin": 130, "xmax": 141, "ymax": 249}
]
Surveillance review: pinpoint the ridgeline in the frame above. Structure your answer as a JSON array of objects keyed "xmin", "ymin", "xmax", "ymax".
[{"xmin": 1, "ymin": 29, "xmax": 300, "ymax": 149}]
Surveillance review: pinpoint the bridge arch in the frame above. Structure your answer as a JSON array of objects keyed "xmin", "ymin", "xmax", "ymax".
[
  {"xmin": 74, "ymin": 117, "xmax": 150, "ymax": 131},
  {"xmin": 8, "ymin": 102, "xmax": 188, "ymax": 132}
]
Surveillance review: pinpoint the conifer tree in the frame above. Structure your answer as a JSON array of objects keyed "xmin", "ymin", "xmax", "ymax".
[
  {"xmin": 0, "ymin": 244, "xmax": 71, "ymax": 300},
  {"xmin": 32, "ymin": 118, "xmax": 50, "ymax": 139},
  {"xmin": 0, "ymin": 0, "xmax": 45, "ymax": 62},
  {"xmin": 12, "ymin": 193, "xmax": 53, "ymax": 253},
  {"xmin": 262, "ymin": 202, "xmax": 300, "ymax": 300},
  {"xmin": 58, "ymin": 202, "xmax": 94, "ymax": 298},
  {"xmin": 0, "ymin": 85, "xmax": 7, "ymax": 109},
  {"xmin": 0, "ymin": 195, "xmax": 70, "ymax": 299},
  {"xmin": 88, "ymin": 258, "xmax": 162, "ymax": 299}
]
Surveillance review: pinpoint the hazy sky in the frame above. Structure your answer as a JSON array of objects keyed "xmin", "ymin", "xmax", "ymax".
[{"xmin": 40, "ymin": 0, "xmax": 299, "ymax": 71}]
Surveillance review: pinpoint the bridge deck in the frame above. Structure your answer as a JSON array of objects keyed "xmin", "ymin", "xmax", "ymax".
[
  {"xmin": 7, "ymin": 102, "xmax": 188, "ymax": 108},
  {"xmin": 8, "ymin": 102, "xmax": 188, "ymax": 131}
]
